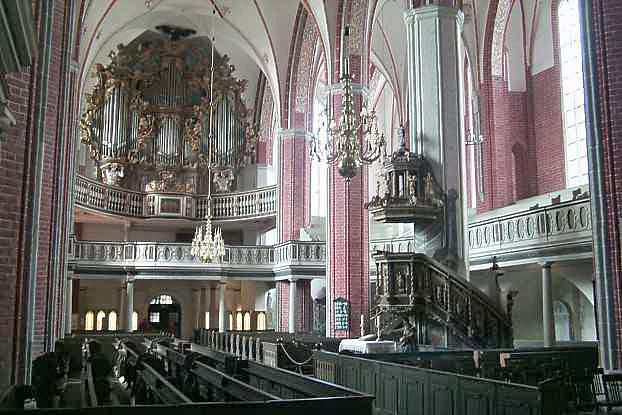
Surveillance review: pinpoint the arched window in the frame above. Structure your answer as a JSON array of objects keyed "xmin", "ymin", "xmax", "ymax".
[
  {"xmin": 310, "ymin": 79, "xmax": 328, "ymax": 219},
  {"xmin": 85, "ymin": 311, "xmax": 95, "ymax": 331},
  {"xmin": 243, "ymin": 312, "xmax": 251, "ymax": 331},
  {"xmin": 204, "ymin": 311, "xmax": 210, "ymax": 329},
  {"xmin": 236, "ymin": 311, "xmax": 243, "ymax": 331},
  {"xmin": 108, "ymin": 311, "xmax": 118, "ymax": 331},
  {"xmin": 132, "ymin": 311, "xmax": 138, "ymax": 332},
  {"xmin": 558, "ymin": 0, "xmax": 588, "ymax": 187},
  {"xmin": 257, "ymin": 312, "xmax": 266, "ymax": 331},
  {"xmin": 150, "ymin": 294, "xmax": 173, "ymax": 305},
  {"xmin": 554, "ymin": 300, "xmax": 573, "ymax": 341},
  {"xmin": 96, "ymin": 311, "xmax": 106, "ymax": 331}
]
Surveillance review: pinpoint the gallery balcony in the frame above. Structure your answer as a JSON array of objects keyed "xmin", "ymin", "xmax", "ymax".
[
  {"xmin": 74, "ymin": 174, "xmax": 277, "ymax": 222},
  {"xmin": 67, "ymin": 237, "xmax": 325, "ymax": 281},
  {"xmin": 369, "ymin": 186, "xmax": 593, "ymax": 271}
]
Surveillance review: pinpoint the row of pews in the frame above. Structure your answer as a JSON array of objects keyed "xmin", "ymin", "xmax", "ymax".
[
  {"xmin": 59, "ymin": 333, "xmax": 372, "ymax": 415},
  {"xmin": 313, "ymin": 345, "xmax": 601, "ymax": 415}
]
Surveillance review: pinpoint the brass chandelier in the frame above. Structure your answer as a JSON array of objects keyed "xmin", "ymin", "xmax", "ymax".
[
  {"xmin": 310, "ymin": 26, "xmax": 386, "ymax": 181},
  {"xmin": 191, "ymin": 10, "xmax": 225, "ymax": 264}
]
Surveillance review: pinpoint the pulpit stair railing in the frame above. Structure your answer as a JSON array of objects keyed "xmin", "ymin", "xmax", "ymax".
[{"xmin": 372, "ymin": 251, "xmax": 512, "ymax": 349}]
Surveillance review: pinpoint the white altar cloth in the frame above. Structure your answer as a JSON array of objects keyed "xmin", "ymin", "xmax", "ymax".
[{"xmin": 338, "ymin": 339, "xmax": 397, "ymax": 354}]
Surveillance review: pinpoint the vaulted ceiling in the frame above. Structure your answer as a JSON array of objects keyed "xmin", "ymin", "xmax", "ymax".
[
  {"xmin": 78, "ymin": 0, "xmax": 336, "ymax": 119},
  {"xmin": 77, "ymin": 0, "xmax": 558, "ymax": 130}
]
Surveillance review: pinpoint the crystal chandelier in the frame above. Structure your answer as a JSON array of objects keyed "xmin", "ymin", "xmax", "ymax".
[
  {"xmin": 191, "ymin": 9, "xmax": 225, "ymax": 264},
  {"xmin": 310, "ymin": 26, "xmax": 386, "ymax": 181}
]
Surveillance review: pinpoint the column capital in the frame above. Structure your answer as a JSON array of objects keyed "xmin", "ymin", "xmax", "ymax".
[
  {"xmin": 289, "ymin": 277, "xmax": 299, "ymax": 283},
  {"xmin": 326, "ymin": 82, "xmax": 369, "ymax": 97},
  {"xmin": 276, "ymin": 128, "xmax": 314, "ymax": 141},
  {"xmin": 539, "ymin": 261, "xmax": 554, "ymax": 269},
  {"xmin": 404, "ymin": 4, "xmax": 463, "ymax": 23}
]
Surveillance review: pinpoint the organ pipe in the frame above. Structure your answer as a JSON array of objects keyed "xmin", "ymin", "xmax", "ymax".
[{"xmin": 79, "ymin": 29, "xmax": 260, "ymax": 193}]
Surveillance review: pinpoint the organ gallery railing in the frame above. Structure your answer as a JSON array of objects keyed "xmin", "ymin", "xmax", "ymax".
[
  {"xmin": 67, "ymin": 237, "xmax": 325, "ymax": 269},
  {"xmin": 75, "ymin": 174, "xmax": 277, "ymax": 220}
]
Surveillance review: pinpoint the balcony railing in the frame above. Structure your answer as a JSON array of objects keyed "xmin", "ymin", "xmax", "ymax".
[
  {"xmin": 467, "ymin": 195, "xmax": 592, "ymax": 267},
  {"xmin": 369, "ymin": 189, "xmax": 593, "ymax": 270},
  {"xmin": 74, "ymin": 174, "xmax": 277, "ymax": 220},
  {"xmin": 68, "ymin": 238, "xmax": 326, "ymax": 272}
]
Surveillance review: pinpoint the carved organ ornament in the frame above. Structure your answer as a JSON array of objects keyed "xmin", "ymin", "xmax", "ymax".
[{"xmin": 80, "ymin": 30, "xmax": 261, "ymax": 194}]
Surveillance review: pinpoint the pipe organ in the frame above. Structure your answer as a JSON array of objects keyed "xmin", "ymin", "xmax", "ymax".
[{"xmin": 80, "ymin": 30, "xmax": 259, "ymax": 195}]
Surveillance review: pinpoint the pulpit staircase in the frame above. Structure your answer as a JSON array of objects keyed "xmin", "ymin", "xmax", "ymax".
[
  {"xmin": 370, "ymin": 251, "xmax": 513, "ymax": 350},
  {"xmin": 366, "ymin": 145, "xmax": 513, "ymax": 350}
]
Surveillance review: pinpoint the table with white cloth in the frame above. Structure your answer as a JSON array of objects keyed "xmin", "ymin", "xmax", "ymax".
[{"xmin": 338, "ymin": 339, "xmax": 397, "ymax": 354}]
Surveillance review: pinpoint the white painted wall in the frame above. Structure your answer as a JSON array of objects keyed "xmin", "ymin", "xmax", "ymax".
[
  {"xmin": 531, "ymin": 0, "xmax": 555, "ymax": 74},
  {"xmin": 506, "ymin": 2, "xmax": 527, "ymax": 91}
]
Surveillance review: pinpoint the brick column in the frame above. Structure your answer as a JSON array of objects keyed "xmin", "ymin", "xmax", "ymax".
[
  {"xmin": 326, "ymin": 78, "xmax": 370, "ymax": 338},
  {"xmin": 218, "ymin": 282, "xmax": 227, "ymax": 333},
  {"xmin": 288, "ymin": 279, "xmax": 297, "ymax": 333},
  {"xmin": 278, "ymin": 129, "xmax": 312, "ymax": 242},
  {"xmin": 582, "ymin": 0, "xmax": 622, "ymax": 369},
  {"xmin": 296, "ymin": 279, "xmax": 312, "ymax": 333},
  {"xmin": 64, "ymin": 272, "xmax": 73, "ymax": 335}
]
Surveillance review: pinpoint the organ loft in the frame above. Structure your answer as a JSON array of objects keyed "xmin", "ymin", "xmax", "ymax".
[{"xmin": 0, "ymin": 0, "xmax": 619, "ymax": 414}]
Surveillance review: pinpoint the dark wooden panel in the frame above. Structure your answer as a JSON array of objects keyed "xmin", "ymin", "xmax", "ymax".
[
  {"xmin": 401, "ymin": 369, "xmax": 426, "ymax": 415},
  {"xmin": 459, "ymin": 378, "xmax": 494, "ymax": 415},
  {"xmin": 377, "ymin": 365, "xmax": 401, "ymax": 415},
  {"xmin": 429, "ymin": 372, "xmax": 457, "ymax": 415}
]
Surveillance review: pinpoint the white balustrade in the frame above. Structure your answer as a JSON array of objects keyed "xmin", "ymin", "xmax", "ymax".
[
  {"xmin": 74, "ymin": 174, "xmax": 277, "ymax": 220},
  {"xmin": 68, "ymin": 237, "xmax": 325, "ymax": 270}
]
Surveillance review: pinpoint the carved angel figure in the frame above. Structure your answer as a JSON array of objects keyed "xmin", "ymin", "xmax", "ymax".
[
  {"xmin": 424, "ymin": 171, "xmax": 444, "ymax": 208},
  {"xmin": 213, "ymin": 169, "xmax": 234, "ymax": 193}
]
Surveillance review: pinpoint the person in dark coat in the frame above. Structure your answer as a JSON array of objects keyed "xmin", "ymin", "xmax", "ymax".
[
  {"xmin": 88, "ymin": 341, "xmax": 112, "ymax": 405},
  {"xmin": 32, "ymin": 352, "xmax": 58, "ymax": 408}
]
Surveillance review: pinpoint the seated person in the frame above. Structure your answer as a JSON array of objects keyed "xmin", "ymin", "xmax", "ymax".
[
  {"xmin": 32, "ymin": 352, "xmax": 59, "ymax": 408},
  {"xmin": 53, "ymin": 341, "xmax": 70, "ymax": 406},
  {"xmin": 88, "ymin": 341, "xmax": 112, "ymax": 405}
]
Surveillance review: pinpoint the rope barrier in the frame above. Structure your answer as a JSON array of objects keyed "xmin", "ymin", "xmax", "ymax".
[{"xmin": 279, "ymin": 343, "xmax": 313, "ymax": 367}]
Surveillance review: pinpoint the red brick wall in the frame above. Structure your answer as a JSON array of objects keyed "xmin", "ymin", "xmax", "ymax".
[
  {"xmin": 296, "ymin": 279, "xmax": 312, "ymax": 332},
  {"xmin": 477, "ymin": 0, "xmax": 566, "ymax": 213},
  {"xmin": 531, "ymin": 67, "xmax": 566, "ymax": 194},
  {"xmin": 279, "ymin": 134, "xmax": 311, "ymax": 241},
  {"xmin": 588, "ymin": 0, "xmax": 622, "ymax": 367},
  {"xmin": 0, "ymin": 71, "xmax": 33, "ymax": 389},
  {"xmin": 277, "ymin": 280, "xmax": 289, "ymax": 331},
  {"xmin": 0, "ymin": 0, "xmax": 75, "ymax": 386}
]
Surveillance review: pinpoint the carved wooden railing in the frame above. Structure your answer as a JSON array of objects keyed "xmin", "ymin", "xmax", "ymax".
[
  {"xmin": 372, "ymin": 252, "xmax": 513, "ymax": 349},
  {"xmin": 467, "ymin": 194, "xmax": 592, "ymax": 264},
  {"xmin": 74, "ymin": 174, "xmax": 277, "ymax": 220},
  {"xmin": 369, "ymin": 190, "xmax": 593, "ymax": 269},
  {"xmin": 67, "ymin": 237, "xmax": 326, "ymax": 270}
]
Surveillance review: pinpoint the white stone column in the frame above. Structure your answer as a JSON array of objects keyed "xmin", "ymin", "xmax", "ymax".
[
  {"xmin": 193, "ymin": 288, "xmax": 202, "ymax": 329},
  {"xmin": 201, "ymin": 286, "xmax": 209, "ymax": 329},
  {"xmin": 64, "ymin": 272, "xmax": 73, "ymax": 335},
  {"xmin": 218, "ymin": 282, "xmax": 227, "ymax": 332},
  {"xmin": 405, "ymin": 5, "xmax": 466, "ymax": 274},
  {"xmin": 119, "ymin": 286, "xmax": 126, "ymax": 331},
  {"xmin": 125, "ymin": 275, "xmax": 135, "ymax": 332},
  {"xmin": 289, "ymin": 279, "xmax": 297, "ymax": 334},
  {"xmin": 541, "ymin": 262, "xmax": 555, "ymax": 347}
]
